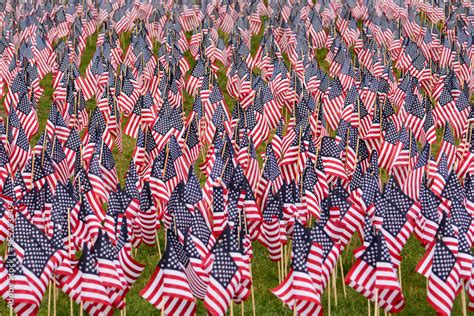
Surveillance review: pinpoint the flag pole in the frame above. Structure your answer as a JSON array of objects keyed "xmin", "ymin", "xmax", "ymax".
[
  {"xmin": 41, "ymin": 131, "xmax": 48, "ymax": 167},
  {"xmin": 339, "ymin": 256, "xmax": 347, "ymax": 297},
  {"xmin": 48, "ymin": 281, "xmax": 52, "ymax": 316},
  {"xmin": 155, "ymin": 229, "xmax": 162, "ymax": 257},
  {"xmin": 243, "ymin": 208, "xmax": 256, "ymax": 316},
  {"xmin": 328, "ymin": 272, "xmax": 331, "ymax": 316},
  {"xmin": 30, "ymin": 154, "xmax": 35, "ymax": 190},
  {"xmin": 285, "ymin": 239, "xmax": 291, "ymax": 278},
  {"xmin": 162, "ymin": 143, "xmax": 170, "ymax": 178},
  {"xmin": 281, "ymin": 240, "xmax": 285, "ymax": 281},
  {"xmin": 374, "ymin": 289, "xmax": 379, "ymax": 316},
  {"xmin": 68, "ymin": 208, "xmax": 73, "ymax": 316},
  {"xmin": 277, "ymin": 254, "xmax": 282, "ymax": 283},
  {"xmin": 461, "ymin": 281, "xmax": 467, "ymax": 316},
  {"xmin": 54, "ymin": 281, "xmax": 57, "ymax": 316},
  {"xmin": 398, "ymin": 265, "xmax": 402, "ymax": 290},
  {"xmin": 332, "ymin": 268, "xmax": 337, "ymax": 307}
]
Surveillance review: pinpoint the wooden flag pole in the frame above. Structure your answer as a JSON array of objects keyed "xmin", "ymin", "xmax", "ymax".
[
  {"xmin": 41, "ymin": 132, "xmax": 48, "ymax": 167},
  {"xmin": 54, "ymin": 282, "xmax": 57, "ymax": 316},
  {"xmin": 374, "ymin": 289, "xmax": 379, "ymax": 316},
  {"xmin": 156, "ymin": 230, "xmax": 162, "ymax": 257},
  {"xmin": 277, "ymin": 257, "xmax": 282, "ymax": 283},
  {"xmin": 282, "ymin": 243, "xmax": 286, "ymax": 279},
  {"xmin": 344, "ymin": 236, "xmax": 353, "ymax": 259},
  {"xmin": 461, "ymin": 281, "xmax": 467, "ymax": 316},
  {"xmin": 280, "ymin": 243, "xmax": 284, "ymax": 280},
  {"xmin": 398, "ymin": 266, "xmax": 402, "ymax": 290},
  {"xmin": 67, "ymin": 208, "xmax": 73, "ymax": 316},
  {"xmin": 162, "ymin": 143, "xmax": 170, "ymax": 177},
  {"xmin": 48, "ymin": 281, "xmax": 52, "ymax": 316},
  {"xmin": 30, "ymin": 154, "xmax": 36, "ymax": 190},
  {"xmin": 280, "ymin": 244, "xmax": 284, "ymax": 305},
  {"xmin": 368, "ymin": 299, "xmax": 371, "ymax": 316},
  {"xmin": 285, "ymin": 239, "xmax": 291, "ymax": 278},
  {"xmin": 328, "ymin": 273, "xmax": 331, "ymax": 316},
  {"xmin": 339, "ymin": 257, "xmax": 347, "ymax": 297},
  {"xmin": 242, "ymin": 211, "xmax": 256, "ymax": 316},
  {"xmin": 332, "ymin": 269, "xmax": 337, "ymax": 307}
]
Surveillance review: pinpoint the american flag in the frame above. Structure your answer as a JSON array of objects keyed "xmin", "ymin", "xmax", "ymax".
[
  {"xmin": 74, "ymin": 244, "xmax": 111, "ymax": 307},
  {"xmin": 323, "ymin": 78, "xmax": 345, "ymax": 130},
  {"xmin": 416, "ymin": 214, "xmax": 460, "ymax": 316},
  {"xmin": 257, "ymin": 143, "xmax": 284, "ymax": 207},
  {"xmin": 140, "ymin": 230, "xmax": 196, "ymax": 315},
  {"xmin": 437, "ymin": 123, "xmax": 457, "ymax": 168},
  {"xmin": 320, "ymin": 136, "xmax": 347, "ymax": 182},
  {"xmin": 346, "ymin": 229, "xmax": 404, "ymax": 313},
  {"xmin": 378, "ymin": 120, "xmax": 402, "ymax": 172},
  {"xmin": 4, "ymin": 246, "xmax": 38, "ymax": 315},
  {"xmin": 203, "ymin": 226, "xmax": 242, "ymax": 315},
  {"xmin": 272, "ymin": 222, "xmax": 323, "ymax": 314}
]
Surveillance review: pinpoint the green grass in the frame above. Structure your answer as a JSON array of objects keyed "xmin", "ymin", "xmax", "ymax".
[{"xmin": 0, "ymin": 24, "xmax": 469, "ymax": 316}]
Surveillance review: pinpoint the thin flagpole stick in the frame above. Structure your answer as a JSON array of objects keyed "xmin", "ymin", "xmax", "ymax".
[
  {"xmin": 375, "ymin": 290, "xmax": 379, "ymax": 316},
  {"xmin": 280, "ymin": 243, "xmax": 284, "ymax": 282},
  {"xmin": 156, "ymin": 230, "xmax": 162, "ymax": 257},
  {"xmin": 68, "ymin": 208, "xmax": 72, "ymax": 316},
  {"xmin": 242, "ymin": 211, "xmax": 256, "ymax": 316},
  {"xmin": 30, "ymin": 152, "xmax": 35, "ymax": 190},
  {"xmin": 277, "ymin": 259, "xmax": 281, "ymax": 283},
  {"xmin": 339, "ymin": 257, "xmax": 347, "ymax": 297},
  {"xmin": 249, "ymin": 259, "xmax": 256, "ymax": 316},
  {"xmin": 162, "ymin": 144, "xmax": 170, "ymax": 177},
  {"xmin": 398, "ymin": 266, "xmax": 402, "ymax": 290},
  {"xmin": 54, "ymin": 282, "xmax": 57, "ymax": 316},
  {"xmin": 285, "ymin": 240, "xmax": 292, "ymax": 278},
  {"xmin": 48, "ymin": 281, "xmax": 52, "ymax": 316},
  {"xmin": 345, "ymin": 236, "xmax": 353, "ymax": 259},
  {"xmin": 368, "ymin": 299, "xmax": 371, "ymax": 316},
  {"xmin": 328, "ymin": 274, "xmax": 331, "ymax": 316},
  {"xmin": 462, "ymin": 281, "xmax": 467, "ymax": 316},
  {"xmin": 332, "ymin": 270, "xmax": 337, "ymax": 307}
]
